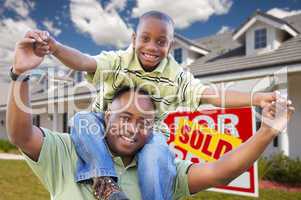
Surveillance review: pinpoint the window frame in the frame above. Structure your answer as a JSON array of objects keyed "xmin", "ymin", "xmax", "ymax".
[{"xmin": 254, "ymin": 28, "xmax": 267, "ymax": 49}]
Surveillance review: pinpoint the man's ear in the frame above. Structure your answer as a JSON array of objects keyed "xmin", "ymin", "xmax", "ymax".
[
  {"xmin": 104, "ymin": 109, "xmax": 111, "ymax": 126},
  {"xmin": 132, "ymin": 32, "xmax": 136, "ymax": 49},
  {"xmin": 167, "ymin": 38, "xmax": 174, "ymax": 54}
]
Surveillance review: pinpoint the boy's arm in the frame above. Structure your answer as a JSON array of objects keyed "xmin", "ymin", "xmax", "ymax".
[
  {"xmin": 186, "ymin": 100, "xmax": 294, "ymax": 194},
  {"xmin": 52, "ymin": 41, "xmax": 97, "ymax": 73},
  {"xmin": 28, "ymin": 30, "xmax": 97, "ymax": 73},
  {"xmin": 6, "ymin": 35, "xmax": 44, "ymax": 162},
  {"xmin": 201, "ymin": 87, "xmax": 276, "ymax": 108}
]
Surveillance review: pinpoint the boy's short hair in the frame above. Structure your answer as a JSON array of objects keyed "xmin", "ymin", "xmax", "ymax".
[{"xmin": 136, "ymin": 10, "xmax": 174, "ymax": 35}]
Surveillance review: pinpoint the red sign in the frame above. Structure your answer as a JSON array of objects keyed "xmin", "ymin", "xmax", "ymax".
[{"xmin": 164, "ymin": 107, "xmax": 258, "ymax": 197}]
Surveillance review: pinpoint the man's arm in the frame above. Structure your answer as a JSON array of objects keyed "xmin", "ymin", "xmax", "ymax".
[
  {"xmin": 6, "ymin": 36, "xmax": 45, "ymax": 161},
  {"xmin": 6, "ymin": 81, "xmax": 43, "ymax": 161},
  {"xmin": 187, "ymin": 100, "xmax": 294, "ymax": 194},
  {"xmin": 27, "ymin": 30, "xmax": 97, "ymax": 73},
  {"xmin": 201, "ymin": 87, "xmax": 276, "ymax": 108}
]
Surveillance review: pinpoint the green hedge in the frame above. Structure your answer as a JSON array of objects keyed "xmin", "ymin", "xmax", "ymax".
[
  {"xmin": 259, "ymin": 153, "xmax": 301, "ymax": 186},
  {"xmin": 0, "ymin": 139, "xmax": 17, "ymax": 152}
]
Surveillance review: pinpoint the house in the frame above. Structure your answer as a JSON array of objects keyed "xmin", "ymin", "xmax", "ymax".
[{"xmin": 188, "ymin": 11, "xmax": 301, "ymax": 158}]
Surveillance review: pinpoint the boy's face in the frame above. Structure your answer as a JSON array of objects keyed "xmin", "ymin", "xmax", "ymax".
[
  {"xmin": 133, "ymin": 17, "xmax": 174, "ymax": 71},
  {"xmin": 105, "ymin": 91, "xmax": 155, "ymax": 158}
]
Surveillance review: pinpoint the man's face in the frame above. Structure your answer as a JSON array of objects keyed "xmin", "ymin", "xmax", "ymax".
[
  {"xmin": 105, "ymin": 91, "xmax": 155, "ymax": 157},
  {"xmin": 133, "ymin": 17, "xmax": 173, "ymax": 71}
]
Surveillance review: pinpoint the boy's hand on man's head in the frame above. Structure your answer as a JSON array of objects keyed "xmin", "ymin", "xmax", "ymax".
[
  {"xmin": 260, "ymin": 96, "xmax": 295, "ymax": 136},
  {"xmin": 253, "ymin": 91, "xmax": 277, "ymax": 108}
]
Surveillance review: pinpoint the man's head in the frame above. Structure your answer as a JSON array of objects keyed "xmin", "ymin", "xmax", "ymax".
[
  {"xmin": 105, "ymin": 86, "xmax": 156, "ymax": 160},
  {"xmin": 132, "ymin": 11, "xmax": 175, "ymax": 72}
]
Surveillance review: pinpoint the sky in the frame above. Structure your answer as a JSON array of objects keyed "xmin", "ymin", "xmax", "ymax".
[{"xmin": 0, "ymin": 0, "xmax": 301, "ymax": 73}]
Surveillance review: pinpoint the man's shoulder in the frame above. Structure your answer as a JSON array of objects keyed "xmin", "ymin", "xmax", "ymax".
[{"xmin": 40, "ymin": 128, "xmax": 76, "ymax": 157}]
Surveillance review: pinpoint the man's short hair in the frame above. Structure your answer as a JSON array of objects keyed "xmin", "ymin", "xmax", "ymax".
[{"xmin": 112, "ymin": 86, "xmax": 156, "ymax": 110}]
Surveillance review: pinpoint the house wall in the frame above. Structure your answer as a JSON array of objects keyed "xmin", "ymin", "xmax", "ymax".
[
  {"xmin": 287, "ymin": 72, "xmax": 301, "ymax": 158},
  {"xmin": 187, "ymin": 51, "xmax": 203, "ymax": 67},
  {"xmin": 171, "ymin": 41, "xmax": 201, "ymax": 67},
  {"xmin": 211, "ymin": 70, "xmax": 301, "ymax": 159},
  {"xmin": 0, "ymin": 111, "xmax": 7, "ymax": 139},
  {"xmin": 275, "ymin": 29, "xmax": 287, "ymax": 49},
  {"xmin": 246, "ymin": 21, "xmax": 276, "ymax": 55}
]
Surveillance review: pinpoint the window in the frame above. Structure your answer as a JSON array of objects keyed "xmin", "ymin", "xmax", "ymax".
[
  {"xmin": 273, "ymin": 136, "xmax": 279, "ymax": 147},
  {"xmin": 174, "ymin": 48, "xmax": 182, "ymax": 64},
  {"xmin": 254, "ymin": 28, "xmax": 267, "ymax": 49},
  {"xmin": 63, "ymin": 113, "xmax": 70, "ymax": 133},
  {"xmin": 75, "ymin": 71, "xmax": 82, "ymax": 83},
  {"xmin": 33, "ymin": 115, "xmax": 40, "ymax": 127}
]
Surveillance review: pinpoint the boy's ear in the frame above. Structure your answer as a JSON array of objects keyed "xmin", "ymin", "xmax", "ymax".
[
  {"xmin": 167, "ymin": 38, "xmax": 174, "ymax": 54},
  {"xmin": 131, "ymin": 32, "xmax": 136, "ymax": 49}
]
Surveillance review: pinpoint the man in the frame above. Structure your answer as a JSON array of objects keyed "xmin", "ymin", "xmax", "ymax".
[{"xmin": 6, "ymin": 32, "xmax": 295, "ymax": 200}]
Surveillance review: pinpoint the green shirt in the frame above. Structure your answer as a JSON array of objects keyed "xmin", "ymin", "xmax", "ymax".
[
  {"xmin": 87, "ymin": 46, "xmax": 205, "ymax": 121},
  {"xmin": 22, "ymin": 128, "xmax": 192, "ymax": 200}
]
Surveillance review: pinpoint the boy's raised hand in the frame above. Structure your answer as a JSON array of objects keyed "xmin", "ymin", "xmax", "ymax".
[
  {"xmin": 25, "ymin": 30, "xmax": 59, "ymax": 57},
  {"xmin": 260, "ymin": 96, "xmax": 295, "ymax": 136},
  {"xmin": 253, "ymin": 91, "xmax": 277, "ymax": 108}
]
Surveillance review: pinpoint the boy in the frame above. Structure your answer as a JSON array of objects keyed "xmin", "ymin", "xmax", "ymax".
[{"xmin": 29, "ymin": 11, "xmax": 277, "ymax": 200}]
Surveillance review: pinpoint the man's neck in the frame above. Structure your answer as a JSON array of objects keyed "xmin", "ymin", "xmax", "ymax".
[{"xmin": 121, "ymin": 156, "xmax": 134, "ymax": 167}]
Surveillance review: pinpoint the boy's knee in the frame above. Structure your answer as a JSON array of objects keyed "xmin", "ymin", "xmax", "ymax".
[{"xmin": 69, "ymin": 112, "xmax": 104, "ymax": 134}]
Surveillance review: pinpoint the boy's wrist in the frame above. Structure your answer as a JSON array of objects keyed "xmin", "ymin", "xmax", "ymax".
[
  {"xmin": 252, "ymin": 92, "xmax": 261, "ymax": 107},
  {"xmin": 51, "ymin": 40, "xmax": 61, "ymax": 55}
]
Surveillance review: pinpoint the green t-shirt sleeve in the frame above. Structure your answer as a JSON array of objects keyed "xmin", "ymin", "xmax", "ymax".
[
  {"xmin": 21, "ymin": 128, "xmax": 74, "ymax": 195},
  {"xmin": 173, "ymin": 158, "xmax": 193, "ymax": 200},
  {"xmin": 85, "ymin": 51, "xmax": 120, "ymax": 84},
  {"xmin": 177, "ymin": 70, "xmax": 206, "ymax": 111}
]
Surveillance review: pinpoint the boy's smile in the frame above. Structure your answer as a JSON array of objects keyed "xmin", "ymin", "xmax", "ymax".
[{"xmin": 133, "ymin": 17, "xmax": 174, "ymax": 72}]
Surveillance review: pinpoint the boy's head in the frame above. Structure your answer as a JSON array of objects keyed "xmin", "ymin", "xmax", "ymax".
[
  {"xmin": 132, "ymin": 11, "xmax": 175, "ymax": 72},
  {"xmin": 105, "ymin": 86, "xmax": 156, "ymax": 159}
]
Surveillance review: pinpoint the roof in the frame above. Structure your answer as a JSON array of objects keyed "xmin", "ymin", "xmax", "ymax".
[
  {"xmin": 282, "ymin": 13, "xmax": 301, "ymax": 33},
  {"xmin": 233, "ymin": 10, "xmax": 299, "ymax": 41},
  {"xmin": 189, "ymin": 34, "xmax": 301, "ymax": 77},
  {"xmin": 174, "ymin": 33, "xmax": 210, "ymax": 55},
  {"xmin": 188, "ymin": 12, "xmax": 301, "ymax": 78}
]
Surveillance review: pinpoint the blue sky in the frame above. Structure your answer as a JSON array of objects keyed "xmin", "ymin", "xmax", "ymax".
[{"xmin": 0, "ymin": 0, "xmax": 301, "ymax": 70}]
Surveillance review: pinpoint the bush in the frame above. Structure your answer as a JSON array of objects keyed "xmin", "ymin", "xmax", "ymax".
[
  {"xmin": 259, "ymin": 153, "xmax": 301, "ymax": 186},
  {"xmin": 258, "ymin": 157, "xmax": 271, "ymax": 180},
  {"xmin": 0, "ymin": 139, "xmax": 17, "ymax": 153}
]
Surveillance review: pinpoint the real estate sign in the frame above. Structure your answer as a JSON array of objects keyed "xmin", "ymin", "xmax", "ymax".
[{"xmin": 164, "ymin": 107, "xmax": 258, "ymax": 197}]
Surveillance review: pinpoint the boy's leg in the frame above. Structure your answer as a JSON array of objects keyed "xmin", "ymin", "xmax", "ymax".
[
  {"xmin": 137, "ymin": 132, "xmax": 176, "ymax": 200},
  {"xmin": 70, "ymin": 111, "xmax": 117, "ymax": 182},
  {"xmin": 70, "ymin": 111, "xmax": 129, "ymax": 200}
]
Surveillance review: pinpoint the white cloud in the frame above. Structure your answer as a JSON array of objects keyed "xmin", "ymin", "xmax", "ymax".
[
  {"xmin": 0, "ymin": 18, "xmax": 62, "ymax": 71},
  {"xmin": 105, "ymin": 0, "xmax": 127, "ymax": 12},
  {"xmin": 216, "ymin": 25, "xmax": 232, "ymax": 34},
  {"xmin": 69, "ymin": 0, "xmax": 132, "ymax": 48},
  {"xmin": 267, "ymin": 8, "xmax": 301, "ymax": 18},
  {"xmin": 132, "ymin": 0, "xmax": 233, "ymax": 29},
  {"xmin": 4, "ymin": 0, "xmax": 35, "ymax": 18},
  {"xmin": 43, "ymin": 20, "xmax": 62, "ymax": 36}
]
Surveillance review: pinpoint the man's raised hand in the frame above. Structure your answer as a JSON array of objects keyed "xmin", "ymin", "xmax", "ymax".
[
  {"xmin": 260, "ymin": 95, "xmax": 295, "ymax": 136},
  {"xmin": 13, "ymin": 33, "xmax": 45, "ymax": 75}
]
